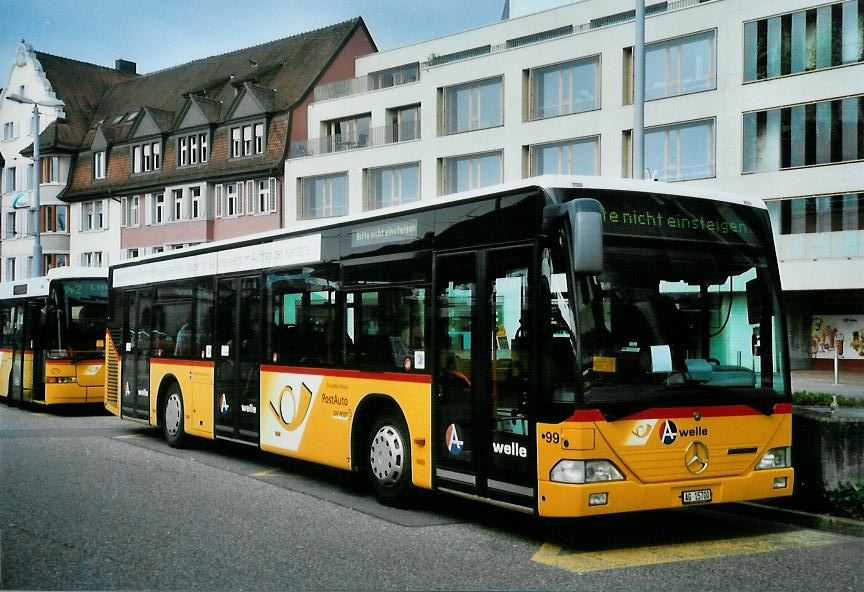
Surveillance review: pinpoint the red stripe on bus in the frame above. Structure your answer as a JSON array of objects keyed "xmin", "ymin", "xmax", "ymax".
[
  {"xmin": 565, "ymin": 410, "xmax": 605, "ymax": 422},
  {"xmin": 46, "ymin": 359, "xmax": 103, "ymax": 366},
  {"xmin": 260, "ymin": 365, "xmax": 432, "ymax": 384},
  {"xmin": 149, "ymin": 358, "xmax": 215, "ymax": 368}
]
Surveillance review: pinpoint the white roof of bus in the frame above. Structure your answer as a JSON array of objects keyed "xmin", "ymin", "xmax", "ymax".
[
  {"xmin": 0, "ymin": 267, "xmax": 107, "ymax": 300},
  {"xmin": 114, "ymin": 175, "xmax": 766, "ymax": 268}
]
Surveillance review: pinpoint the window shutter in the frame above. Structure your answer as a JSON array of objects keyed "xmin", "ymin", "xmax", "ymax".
[
  {"xmin": 144, "ymin": 194, "xmax": 152, "ymax": 225},
  {"xmin": 236, "ymin": 182, "xmax": 245, "ymax": 216},
  {"xmin": 120, "ymin": 197, "xmax": 128, "ymax": 228},
  {"xmin": 101, "ymin": 199, "xmax": 108, "ymax": 229},
  {"xmin": 215, "ymin": 184, "xmax": 223, "ymax": 218},
  {"xmin": 246, "ymin": 180, "xmax": 255, "ymax": 214},
  {"xmin": 268, "ymin": 178, "xmax": 277, "ymax": 213}
]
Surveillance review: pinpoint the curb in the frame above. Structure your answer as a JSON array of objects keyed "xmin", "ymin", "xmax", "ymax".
[{"xmin": 715, "ymin": 501, "xmax": 864, "ymax": 538}]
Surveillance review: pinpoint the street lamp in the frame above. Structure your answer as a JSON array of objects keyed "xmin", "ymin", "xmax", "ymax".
[{"xmin": 5, "ymin": 92, "xmax": 64, "ymax": 277}]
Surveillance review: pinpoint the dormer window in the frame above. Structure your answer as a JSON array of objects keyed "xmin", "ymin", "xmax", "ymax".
[
  {"xmin": 178, "ymin": 132, "xmax": 208, "ymax": 167},
  {"xmin": 132, "ymin": 141, "xmax": 161, "ymax": 173},
  {"xmin": 94, "ymin": 150, "xmax": 106, "ymax": 179},
  {"xmin": 126, "ymin": 110, "xmax": 140, "ymax": 122},
  {"xmin": 230, "ymin": 122, "xmax": 265, "ymax": 158},
  {"xmin": 113, "ymin": 113, "xmax": 126, "ymax": 124}
]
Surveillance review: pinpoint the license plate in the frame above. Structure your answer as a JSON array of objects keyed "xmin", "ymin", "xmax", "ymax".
[{"xmin": 681, "ymin": 489, "xmax": 712, "ymax": 505}]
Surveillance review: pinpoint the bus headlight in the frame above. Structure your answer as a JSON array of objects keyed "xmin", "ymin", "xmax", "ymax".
[
  {"xmin": 550, "ymin": 460, "xmax": 625, "ymax": 484},
  {"xmin": 46, "ymin": 376, "xmax": 77, "ymax": 384},
  {"xmin": 756, "ymin": 447, "xmax": 791, "ymax": 470}
]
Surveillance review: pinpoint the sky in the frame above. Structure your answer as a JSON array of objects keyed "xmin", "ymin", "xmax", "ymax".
[{"xmin": 0, "ymin": 0, "xmax": 508, "ymax": 83}]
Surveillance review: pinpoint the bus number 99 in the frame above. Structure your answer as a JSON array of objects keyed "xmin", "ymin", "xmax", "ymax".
[{"xmin": 541, "ymin": 431, "xmax": 560, "ymax": 444}]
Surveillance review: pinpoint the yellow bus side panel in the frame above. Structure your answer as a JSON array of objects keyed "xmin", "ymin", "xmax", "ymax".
[
  {"xmin": 0, "ymin": 348, "xmax": 12, "ymax": 398},
  {"xmin": 259, "ymin": 369, "xmax": 432, "ymax": 490},
  {"xmin": 536, "ymin": 409, "xmax": 793, "ymax": 518},
  {"xmin": 149, "ymin": 360, "xmax": 215, "ymax": 438}
]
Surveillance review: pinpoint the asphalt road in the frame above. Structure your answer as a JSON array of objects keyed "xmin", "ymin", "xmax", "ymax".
[{"xmin": 1, "ymin": 403, "xmax": 862, "ymax": 591}]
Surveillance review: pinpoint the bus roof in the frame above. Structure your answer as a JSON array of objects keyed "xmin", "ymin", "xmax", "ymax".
[
  {"xmin": 0, "ymin": 267, "xmax": 107, "ymax": 300},
  {"xmin": 111, "ymin": 175, "xmax": 767, "ymax": 276}
]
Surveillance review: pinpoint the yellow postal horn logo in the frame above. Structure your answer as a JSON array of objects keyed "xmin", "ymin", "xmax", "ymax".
[{"xmin": 270, "ymin": 383, "xmax": 313, "ymax": 431}]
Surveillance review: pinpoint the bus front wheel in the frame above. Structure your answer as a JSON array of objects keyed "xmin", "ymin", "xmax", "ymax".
[
  {"xmin": 367, "ymin": 411, "xmax": 412, "ymax": 505},
  {"xmin": 163, "ymin": 388, "xmax": 186, "ymax": 448}
]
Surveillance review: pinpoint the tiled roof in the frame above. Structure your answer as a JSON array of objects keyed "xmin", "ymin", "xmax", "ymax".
[{"xmin": 33, "ymin": 52, "xmax": 138, "ymax": 152}]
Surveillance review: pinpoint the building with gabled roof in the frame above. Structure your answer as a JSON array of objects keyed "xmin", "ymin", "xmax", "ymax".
[
  {"xmin": 59, "ymin": 18, "xmax": 375, "ymax": 266},
  {"xmin": 0, "ymin": 42, "xmax": 136, "ymax": 280}
]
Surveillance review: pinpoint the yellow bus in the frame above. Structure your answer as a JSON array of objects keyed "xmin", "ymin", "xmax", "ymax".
[
  {"xmin": 105, "ymin": 176, "xmax": 793, "ymax": 515},
  {"xmin": 0, "ymin": 268, "xmax": 107, "ymax": 406}
]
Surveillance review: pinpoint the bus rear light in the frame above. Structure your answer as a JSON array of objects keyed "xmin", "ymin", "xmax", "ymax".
[
  {"xmin": 756, "ymin": 447, "xmax": 791, "ymax": 470},
  {"xmin": 550, "ymin": 460, "xmax": 625, "ymax": 484},
  {"xmin": 588, "ymin": 493, "xmax": 608, "ymax": 506}
]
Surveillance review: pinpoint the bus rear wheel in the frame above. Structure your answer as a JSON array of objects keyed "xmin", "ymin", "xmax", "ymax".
[
  {"xmin": 367, "ymin": 411, "xmax": 412, "ymax": 505},
  {"xmin": 163, "ymin": 388, "xmax": 186, "ymax": 448}
]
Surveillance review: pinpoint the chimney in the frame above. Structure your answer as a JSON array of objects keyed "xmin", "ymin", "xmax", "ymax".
[{"xmin": 115, "ymin": 59, "xmax": 137, "ymax": 75}]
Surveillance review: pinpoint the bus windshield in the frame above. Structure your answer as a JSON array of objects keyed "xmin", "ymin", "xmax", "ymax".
[
  {"xmin": 543, "ymin": 189, "xmax": 788, "ymax": 419},
  {"xmin": 57, "ymin": 279, "xmax": 107, "ymax": 355}
]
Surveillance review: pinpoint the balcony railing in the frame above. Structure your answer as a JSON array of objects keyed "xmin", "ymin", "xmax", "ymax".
[
  {"xmin": 313, "ymin": 63, "xmax": 420, "ymax": 102},
  {"xmin": 290, "ymin": 120, "xmax": 421, "ymax": 159}
]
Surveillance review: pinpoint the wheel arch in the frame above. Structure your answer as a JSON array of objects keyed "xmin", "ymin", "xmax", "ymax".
[{"xmin": 350, "ymin": 393, "xmax": 407, "ymax": 472}]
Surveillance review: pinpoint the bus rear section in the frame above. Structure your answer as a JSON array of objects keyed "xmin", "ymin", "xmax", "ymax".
[
  {"xmin": 534, "ymin": 186, "xmax": 792, "ymax": 517},
  {"xmin": 0, "ymin": 270, "xmax": 107, "ymax": 406}
]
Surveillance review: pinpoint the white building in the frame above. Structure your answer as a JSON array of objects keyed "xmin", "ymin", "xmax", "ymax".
[
  {"xmin": 0, "ymin": 42, "xmax": 135, "ymax": 280},
  {"xmin": 284, "ymin": 0, "xmax": 864, "ymax": 371}
]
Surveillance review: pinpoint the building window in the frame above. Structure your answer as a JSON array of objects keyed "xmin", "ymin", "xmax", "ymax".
[
  {"xmin": 121, "ymin": 195, "xmax": 140, "ymax": 228},
  {"xmin": 43, "ymin": 254, "xmax": 68, "ymax": 271},
  {"xmin": 171, "ymin": 189, "xmax": 185, "ymax": 221},
  {"xmin": 5, "ymin": 212, "xmax": 17, "ymax": 239},
  {"xmin": 40, "ymin": 156, "xmax": 60, "ymax": 184},
  {"xmin": 2, "ymin": 167, "xmax": 15, "ymax": 193},
  {"xmin": 529, "ymin": 136, "xmax": 600, "ymax": 176},
  {"xmin": 771, "ymin": 193, "xmax": 864, "ymax": 235},
  {"xmin": 368, "ymin": 62, "xmax": 420, "ymax": 90},
  {"xmin": 178, "ymin": 132, "xmax": 208, "ymax": 166},
  {"xmin": 325, "ymin": 114, "xmax": 371, "ymax": 151},
  {"xmin": 442, "ymin": 77, "xmax": 503, "ymax": 134},
  {"xmin": 81, "ymin": 251, "xmax": 104, "ymax": 268},
  {"xmin": 442, "ymin": 150, "xmax": 503, "ymax": 194},
  {"xmin": 226, "ymin": 183, "xmax": 239, "ymax": 217},
  {"xmin": 125, "ymin": 248, "xmax": 140, "ymax": 260},
  {"xmin": 132, "ymin": 141, "xmax": 161, "ymax": 173},
  {"xmin": 190, "ymin": 186, "xmax": 202, "ymax": 219},
  {"xmin": 530, "ymin": 56, "xmax": 600, "ymax": 119},
  {"xmin": 94, "ymin": 151, "xmax": 106, "ymax": 179},
  {"xmin": 250, "ymin": 178, "xmax": 277, "ymax": 215},
  {"xmin": 640, "ymin": 30, "xmax": 716, "ymax": 101},
  {"xmin": 230, "ymin": 123, "xmax": 264, "ymax": 157},
  {"xmin": 299, "ymin": 173, "xmax": 348, "ymax": 220},
  {"xmin": 81, "ymin": 200, "xmax": 106, "ymax": 231},
  {"xmin": 744, "ymin": 95, "xmax": 864, "ymax": 173},
  {"xmin": 2, "ymin": 122, "xmax": 17, "ymax": 141},
  {"xmin": 5, "ymin": 258, "xmax": 16, "ymax": 281},
  {"xmin": 627, "ymin": 119, "xmax": 715, "ymax": 181},
  {"xmin": 366, "ymin": 163, "xmax": 420, "ymax": 211},
  {"xmin": 41, "ymin": 205, "xmax": 68, "ymax": 233},
  {"xmin": 387, "ymin": 105, "xmax": 420, "ymax": 143},
  {"xmin": 745, "ymin": 1, "xmax": 864, "ymax": 82},
  {"xmin": 153, "ymin": 193, "xmax": 166, "ymax": 224}
]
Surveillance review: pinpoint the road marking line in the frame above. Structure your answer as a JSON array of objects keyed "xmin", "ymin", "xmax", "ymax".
[
  {"xmin": 251, "ymin": 468, "xmax": 284, "ymax": 477},
  {"xmin": 532, "ymin": 529, "xmax": 840, "ymax": 574}
]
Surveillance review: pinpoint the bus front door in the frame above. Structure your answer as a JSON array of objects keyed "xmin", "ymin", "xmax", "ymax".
[
  {"xmin": 121, "ymin": 288, "xmax": 152, "ymax": 421},
  {"xmin": 214, "ymin": 276, "xmax": 261, "ymax": 445},
  {"xmin": 24, "ymin": 300, "xmax": 46, "ymax": 403},
  {"xmin": 433, "ymin": 247, "xmax": 536, "ymax": 510}
]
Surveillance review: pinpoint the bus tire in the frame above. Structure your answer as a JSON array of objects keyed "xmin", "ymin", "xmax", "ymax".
[
  {"xmin": 163, "ymin": 386, "xmax": 186, "ymax": 448},
  {"xmin": 367, "ymin": 411, "xmax": 412, "ymax": 505}
]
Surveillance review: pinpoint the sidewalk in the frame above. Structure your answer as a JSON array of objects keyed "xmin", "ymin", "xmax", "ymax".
[{"xmin": 791, "ymin": 369, "xmax": 864, "ymax": 399}]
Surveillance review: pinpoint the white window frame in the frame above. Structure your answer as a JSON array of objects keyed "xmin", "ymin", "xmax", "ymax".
[
  {"xmin": 154, "ymin": 193, "xmax": 166, "ymax": 225},
  {"xmin": 94, "ymin": 150, "xmax": 106, "ymax": 179},
  {"xmin": 190, "ymin": 186, "xmax": 202, "ymax": 219},
  {"xmin": 2, "ymin": 121, "xmax": 18, "ymax": 141}
]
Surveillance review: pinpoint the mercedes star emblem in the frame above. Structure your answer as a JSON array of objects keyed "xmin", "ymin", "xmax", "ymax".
[{"xmin": 684, "ymin": 441, "xmax": 710, "ymax": 474}]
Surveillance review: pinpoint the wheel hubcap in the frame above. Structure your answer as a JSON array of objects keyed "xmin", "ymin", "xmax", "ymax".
[
  {"xmin": 165, "ymin": 393, "xmax": 181, "ymax": 436},
  {"xmin": 370, "ymin": 425, "xmax": 404, "ymax": 486}
]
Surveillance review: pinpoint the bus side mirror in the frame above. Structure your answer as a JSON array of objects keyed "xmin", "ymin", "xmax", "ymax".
[
  {"xmin": 544, "ymin": 198, "xmax": 604, "ymax": 275},
  {"xmin": 745, "ymin": 277, "xmax": 763, "ymax": 325}
]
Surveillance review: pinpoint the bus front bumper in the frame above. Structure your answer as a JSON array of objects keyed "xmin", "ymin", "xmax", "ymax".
[{"xmin": 537, "ymin": 468, "xmax": 794, "ymax": 517}]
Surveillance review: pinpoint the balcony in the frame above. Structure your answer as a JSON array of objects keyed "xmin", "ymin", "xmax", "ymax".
[
  {"xmin": 289, "ymin": 120, "xmax": 421, "ymax": 159},
  {"xmin": 313, "ymin": 63, "xmax": 420, "ymax": 102}
]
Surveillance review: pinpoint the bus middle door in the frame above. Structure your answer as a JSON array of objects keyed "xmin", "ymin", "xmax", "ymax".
[
  {"xmin": 433, "ymin": 247, "xmax": 536, "ymax": 509},
  {"xmin": 214, "ymin": 276, "xmax": 261, "ymax": 445},
  {"xmin": 121, "ymin": 288, "xmax": 152, "ymax": 421}
]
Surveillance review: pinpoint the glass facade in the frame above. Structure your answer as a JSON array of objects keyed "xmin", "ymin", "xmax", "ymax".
[
  {"xmin": 744, "ymin": 0, "xmax": 864, "ymax": 82},
  {"xmin": 767, "ymin": 192, "xmax": 864, "ymax": 260},
  {"xmin": 743, "ymin": 95, "xmax": 864, "ymax": 173}
]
